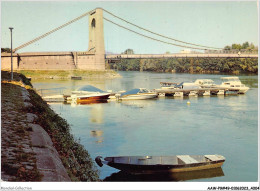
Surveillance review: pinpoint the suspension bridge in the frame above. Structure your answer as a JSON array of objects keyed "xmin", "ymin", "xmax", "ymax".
[{"xmin": 1, "ymin": 8, "xmax": 258, "ymax": 71}]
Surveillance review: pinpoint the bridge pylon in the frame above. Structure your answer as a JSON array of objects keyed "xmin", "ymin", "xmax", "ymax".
[{"xmin": 83, "ymin": 8, "xmax": 105, "ymax": 70}]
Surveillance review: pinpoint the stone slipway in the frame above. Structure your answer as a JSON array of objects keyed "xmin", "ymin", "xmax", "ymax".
[{"xmin": 1, "ymin": 82, "xmax": 71, "ymax": 181}]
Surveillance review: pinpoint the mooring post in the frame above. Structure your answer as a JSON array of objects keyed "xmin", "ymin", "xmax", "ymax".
[{"xmin": 9, "ymin": 27, "xmax": 14, "ymax": 81}]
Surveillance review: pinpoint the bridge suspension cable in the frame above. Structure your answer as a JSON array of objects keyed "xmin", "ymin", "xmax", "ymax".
[
  {"xmin": 102, "ymin": 8, "xmax": 222, "ymax": 50},
  {"xmin": 13, "ymin": 9, "xmax": 94, "ymax": 52},
  {"xmin": 104, "ymin": 17, "xmax": 210, "ymax": 51}
]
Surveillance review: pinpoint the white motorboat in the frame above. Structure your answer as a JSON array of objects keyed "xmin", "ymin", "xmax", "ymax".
[
  {"xmin": 117, "ymin": 88, "xmax": 158, "ymax": 100},
  {"xmin": 160, "ymin": 79, "xmax": 216, "ymax": 90},
  {"xmin": 182, "ymin": 79, "xmax": 217, "ymax": 89},
  {"xmin": 218, "ymin": 77, "xmax": 249, "ymax": 94},
  {"xmin": 193, "ymin": 79, "xmax": 217, "ymax": 88},
  {"xmin": 160, "ymin": 82, "xmax": 180, "ymax": 90}
]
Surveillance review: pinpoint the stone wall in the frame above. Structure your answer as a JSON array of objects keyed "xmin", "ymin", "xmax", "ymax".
[
  {"xmin": 1, "ymin": 56, "xmax": 19, "ymax": 70},
  {"xmin": 76, "ymin": 52, "xmax": 105, "ymax": 70},
  {"xmin": 18, "ymin": 53, "xmax": 76, "ymax": 70},
  {"xmin": 1, "ymin": 51, "xmax": 105, "ymax": 70}
]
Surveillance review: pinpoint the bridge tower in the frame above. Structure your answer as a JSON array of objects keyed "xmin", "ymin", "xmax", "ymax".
[{"xmin": 87, "ymin": 8, "xmax": 105, "ymax": 70}]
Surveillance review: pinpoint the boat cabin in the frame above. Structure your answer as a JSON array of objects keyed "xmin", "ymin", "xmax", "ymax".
[{"xmin": 220, "ymin": 77, "xmax": 246, "ymax": 88}]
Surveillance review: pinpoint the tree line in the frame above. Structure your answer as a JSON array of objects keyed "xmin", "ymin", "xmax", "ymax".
[
  {"xmin": 108, "ymin": 57, "xmax": 258, "ymax": 74},
  {"xmin": 108, "ymin": 42, "xmax": 258, "ymax": 74},
  {"xmin": 224, "ymin": 41, "xmax": 257, "ymax": 51}
]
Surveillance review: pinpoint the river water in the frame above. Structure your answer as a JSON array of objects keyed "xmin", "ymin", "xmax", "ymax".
[{"xmin": 31, "ymin": 71, "xmax": 258, "ymax": 182}]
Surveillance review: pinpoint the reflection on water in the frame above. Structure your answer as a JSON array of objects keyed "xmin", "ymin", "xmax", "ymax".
[
  {"xmin": 90, "ymin": 130, "xmax": 104, "ymax": 143},
  {"xmin": 103, "ymin": 167, "xmax": 224, "ymax": 182},
  {"xmin": 90, "ymin": 104, "xmax": 104, "ymax": 124},
  {"xmin": 69, "ymin": 100, "xmax": 107, "ymax": 123},
  {"xmin": 69, "ymin": 100, "xmax": 108, "ymax": 107},
  {"xmin": 120, "ymin": 99, "xmax": 156, "ymax": 108},
  {"xmin": 90, "ymin": 130, "xmax": 104, "ymax": 137}
]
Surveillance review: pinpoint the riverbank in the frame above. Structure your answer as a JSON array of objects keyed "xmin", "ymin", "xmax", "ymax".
[
  {"xmin": 1, "ymin": 71, "xmax": 100, "ymax": 181},
  {"xmin": 17, "ymin": 70, "xmax": 121, "ymax": 80}
]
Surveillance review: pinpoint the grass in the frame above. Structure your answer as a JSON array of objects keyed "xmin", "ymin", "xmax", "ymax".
[
  {"xmin": 18, "ymin": 69, "xmax": 120, "ymax": 79},
  {"xmin": 1, "ymin": 70, "xmax": 33, "ymax": 86}
]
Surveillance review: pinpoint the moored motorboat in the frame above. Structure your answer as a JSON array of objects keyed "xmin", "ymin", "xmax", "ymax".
[
  {"xmin": 217, "ymin": 77, "xmax": 249, "ymax": 94},
  {"xmin": 71, "ymin": 94, "xmax": 110, "ymax": 104},
  {"xmin": 95, "ymin": 155, "xmax": 225, "ymax": 173},
  {"xmin": 182, "ymin": 79, "xmax": 216, "ymax": 89},
  {"xmin": 117, "ymin": 88, "xmax": 158, "ymax": 100},
  {"xmin": 160, "ymin": 82, "xmax": 180, "ymax": 90},
  {"xmin": 160, "ymin": 79, "xmax": 216, "ymax": 90},
  {"xmin": 193, "ymin": 79, "xmax": 217, "ymax": 88},
  {"xmin": 69, "ymin": 85, "xmax": 111, "ymax": 104}
]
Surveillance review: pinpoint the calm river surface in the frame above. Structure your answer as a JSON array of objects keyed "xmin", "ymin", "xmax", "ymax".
[{"xmin": 32, "ymin": 71, "xmax": 258, "ymax": 182}]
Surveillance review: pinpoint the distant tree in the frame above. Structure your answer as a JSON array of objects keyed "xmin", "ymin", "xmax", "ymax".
[
  {"xmin": 165, "ymin": 51, "xmax": 170, "ymax": 54},
  {"xmin": 224, "ymin": 46, "xmax": 231, "ymax": 50},
  {"xmin": 242, "ymin": 42, "xmax": 249, "ymax": 49},
  {"xmin": 123, "ymin": 49, "xmax": 134, "ymax": 54},
  {"xmin": 248, "ymin": 43, "xmax": 255, "ymax": 50},
  {"xmin": 232, "ymin": 44, "xmax": 242, "ymax": 50},
  {"xmin": 1, "ymin": 48, "xmax": 11, "ymax": 53}
]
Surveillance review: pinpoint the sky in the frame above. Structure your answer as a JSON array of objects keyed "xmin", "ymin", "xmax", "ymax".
[{"xmin": 1, "ymin": 1, "xmax": 259, "ymax": 54}]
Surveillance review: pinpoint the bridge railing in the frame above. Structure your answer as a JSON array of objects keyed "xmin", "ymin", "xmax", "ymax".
[{"xmin": 105, "ymin": 53, "xmax": 258, "ymax": 59}]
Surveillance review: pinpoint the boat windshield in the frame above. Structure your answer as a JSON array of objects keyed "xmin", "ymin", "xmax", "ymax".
[
  {"xmin": 176, "ymin": 82, "xmax": 184, "ymax": 87},
  {"xmin": 76, "ymin": 85, "xmax": 105, "ymax": 93},
  {"xmin": 139, "ymin": 88, "xmax": 149, "ymax": 93},
  {"xmin": 121, "ymin": 88, "xmax": 144, "ymax": 96}
]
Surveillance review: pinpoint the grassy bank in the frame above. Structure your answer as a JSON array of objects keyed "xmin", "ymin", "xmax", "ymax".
[
  {"xmin": 17, "ymin": 70, "xmax": 121, "ymax": 79},
  {"xmin": 1, "ymin": 71, "xmax": 100, "ymax": 181}
]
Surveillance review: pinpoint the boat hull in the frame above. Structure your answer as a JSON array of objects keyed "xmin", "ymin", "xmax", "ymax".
[
  {"xmin": 76, "ymin": 94, "xmax": 110, "ymax": 104},
  {"xmin": 106, "ymin": 161, "xmax": 224, "ymax": 173},
  {"xmin": 216, "ymin": 86, "xmax": 249, "ymax": 94},
  {"xmin": 120, "ymin": 93, "xmax": 158, "ymax": 100}
]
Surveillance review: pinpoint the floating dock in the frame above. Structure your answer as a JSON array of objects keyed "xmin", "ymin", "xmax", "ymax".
[
  {"xmin": 42, "ymin": 95, "xmax": 71, "ymax": 102},
  {"xmin": 40, "ymin": 87, "xmax": 244, "ymax": 103},
  {"xmin": 154, "ymin": 87, "xmax": 240, "ymax": 97},
  {"xmin": 71, "ymin": 76, "xmax": 82, "ymax": 80}
]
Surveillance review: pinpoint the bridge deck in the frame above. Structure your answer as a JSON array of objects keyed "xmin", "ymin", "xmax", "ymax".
[{"xmin": 106, "ymin": 53, "xmax": 258, "ymax": 59}]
